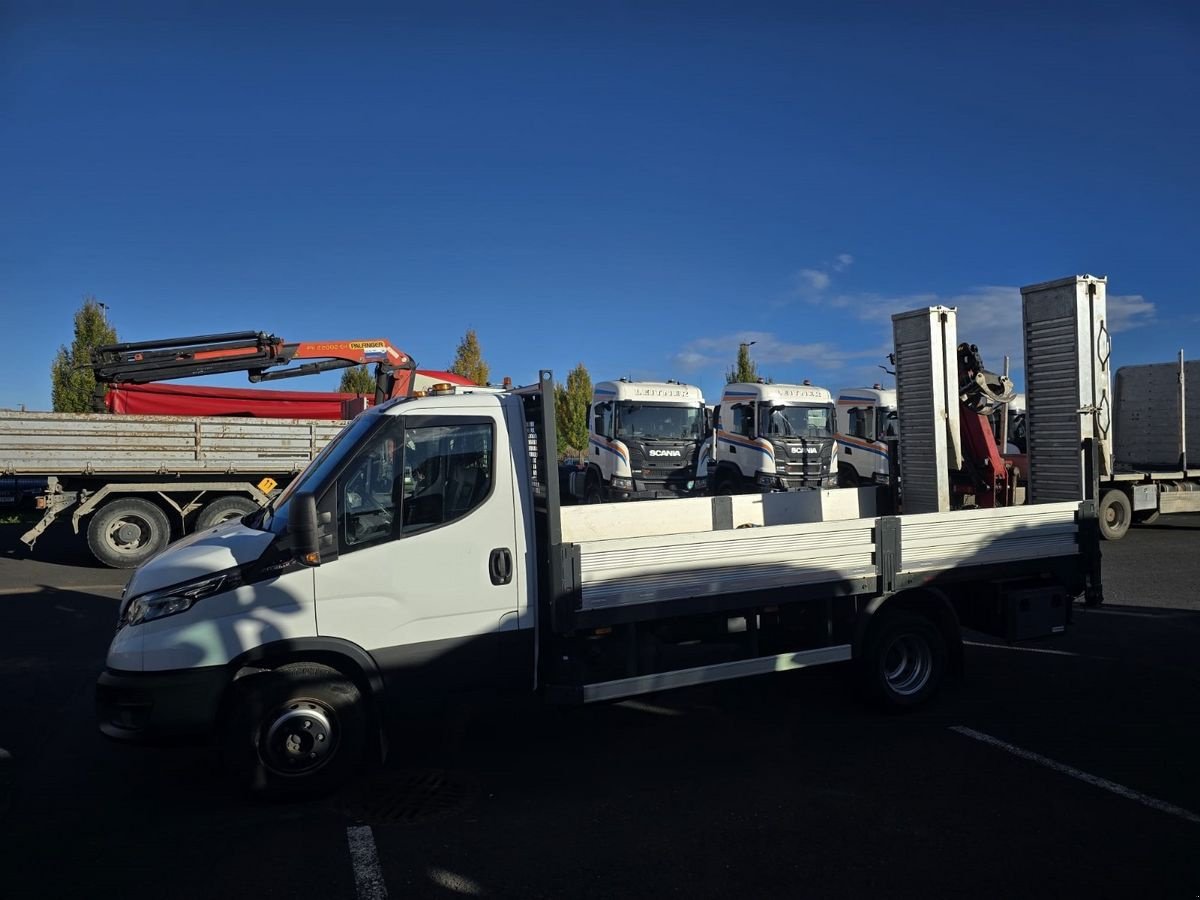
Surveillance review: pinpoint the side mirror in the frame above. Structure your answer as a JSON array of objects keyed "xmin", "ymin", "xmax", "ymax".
[{"xmin": 291, "ymin": 492, "xmax": 322, "ymax": 566}]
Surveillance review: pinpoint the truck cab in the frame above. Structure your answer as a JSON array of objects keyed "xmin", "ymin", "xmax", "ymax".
[
  {"xmin": 707, "ymin": 382, "xmax": 837, "ymax": 494},
  {"xmin": 580, "ymin": 380, "xmax": 707, "ymax": 502},
  {"xmin": 834, "ymin": 386, "xmax": 898, "ymax": 488}
]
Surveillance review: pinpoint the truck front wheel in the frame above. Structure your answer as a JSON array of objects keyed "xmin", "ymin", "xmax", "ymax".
[
  {"xmin": 195, "ymin": 496, "xmax": 260, "ymax": 531},
  {"xmin": 584, "ymin": 477, "xmax": 604, "ymax": 504},
  {"xmin": 1099, "ymin": 489, "xmax": 1132, "ymax": 541},
  {"xmin": 714, "ymin": 470, "xmax": 737, "ymax": 496},
  {"xmin": 86, "ymin": 498, "xmax": 171, "ymax": 569},
  {"xmin": 221, "ymin": 663, "xmax": 368, "ymax": 798},
  {"xmin": 859, "ymin": 611, "xmax": 947, "ymax": 711}
]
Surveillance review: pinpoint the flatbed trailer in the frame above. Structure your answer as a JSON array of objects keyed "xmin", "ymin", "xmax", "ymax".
[
  {"xmin": 95, "ymin": 296, "xmax": 1102, "ymax": 796},
  {"xmin": 1, "ymin": 410, "xmax": 344, "ymax": 567}
]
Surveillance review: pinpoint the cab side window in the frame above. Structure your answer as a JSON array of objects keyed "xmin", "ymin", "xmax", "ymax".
[
  {"xmin": 336, "ymin": 419, "xmax": 493, "ymax": 552},
  {"xmin": 337, "ymin": 417, "xmax": 404, "ymax": 550},
  {"xmin": 730, "ymin": 404, "xmax": 753, "ymax": 437},
  {"xmin": 400, "ymin": 422, "xmax": 493, "ymax": 534},
  {"xmin": 847, "ymin": 407, "xmax": 874, "ymax": 440},
  {"xmin": 593, "ymin": 402, "xmax": 613, "ymax": 438}
]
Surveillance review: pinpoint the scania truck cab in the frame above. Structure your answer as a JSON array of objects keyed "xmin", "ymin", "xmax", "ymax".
[
  {"xmin": 834, "ymin": 386, "xmax": 898, "ymax": 488},
  {"xmin": 578, "ymin": 379, "xmax": 707, "ymax": 502},
  {"xmin": 706, "ymin": 382, "xmax": 837, "ymax": 494}
]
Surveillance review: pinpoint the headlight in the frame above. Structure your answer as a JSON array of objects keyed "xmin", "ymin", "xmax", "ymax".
[
  {"xmin": 612, "ymin": 477, "xmax": 634, "ymax": 491},
  {"xmin": 120, "ymin": 569, "xmax": 241, "ymax": 628}
]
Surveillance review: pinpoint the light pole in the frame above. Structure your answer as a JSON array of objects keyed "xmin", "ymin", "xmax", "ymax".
[{"xmin": 97, "ymin": 302, "xmax": 110, "ymax": 323}]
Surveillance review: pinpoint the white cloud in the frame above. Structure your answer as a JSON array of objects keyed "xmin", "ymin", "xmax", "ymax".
[
  {"xmin": 833, "ymin": 253, "xmax": 854, "ymax": 272},
  {"xmin": 1107, "ymin": 293, "xmax": 1155, "ymax": 332},
  {"xmin": 798, "ymin": 268, "xmax": 830, "ymax": 291}
]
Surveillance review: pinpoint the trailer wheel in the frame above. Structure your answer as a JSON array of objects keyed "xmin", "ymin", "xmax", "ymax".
[
  {"xmin": 221, "ymin": 663, "xmax": 367, "ymax": 798},
  {"xmin": 195, "ymin": 496, "xmax": 260, "ymax": 531},
  {"xmin": 86, "ymin": 498, "xmax": 171, "ymax": 569},
  {"xmin": 838, "ymin": 464, "xmax": 859, "ymax": 489},
  {"xmin": 1099, "ymin": 489, "xmax": 1132, "ymax": 541},
  {"xmin": 859, "ymin": 611, "xmax": 947, "ymax": 711}
]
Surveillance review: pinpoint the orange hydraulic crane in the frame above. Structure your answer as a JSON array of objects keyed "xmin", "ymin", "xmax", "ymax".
[{"xmin": 92, "ymin": 331, "xmax": 418, "ymax": 407}]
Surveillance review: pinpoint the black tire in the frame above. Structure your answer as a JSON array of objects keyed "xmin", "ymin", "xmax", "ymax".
[
  {"xmin": 858, "ymin": 611, "xmax": 947, "ymax": 711},
  {"xmin": 838, "ymin": 464, "xmax": 860, "ymax": 489},
  {"xmin": 584, "ymin": 477, "xmax": 604, "ymax": 504},
  {"xmin": 1099, "ymin": 489, "xmax": 1132, "ymax": 541},
  {"xmin": 195, "ymin": 496, "xmax": 260, "ymax": 531},
  {"xmin": 221, "ymin": 663, "xmax": 367, "ymax": 798},
  {"xmin": 86, "ymin": 498, "xmax": 171, "ymax": 569},
  {"xmin": 714, "ymin": 470, "xmax": 737, "ymax": 496}
]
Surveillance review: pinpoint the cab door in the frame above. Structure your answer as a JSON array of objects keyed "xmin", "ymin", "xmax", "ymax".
[{"xmin": 312, "ymin": 409, "xmax": 523, "ymax": 694}]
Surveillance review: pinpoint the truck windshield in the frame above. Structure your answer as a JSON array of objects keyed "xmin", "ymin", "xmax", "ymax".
[
  {"xmin": 615, "ymin": 404, "xmax": 702, "ymax": 441},
  {"xmin": 259, "ymin": 413, "xmax": 381, "ymax": 534},
  {"xmin": 761, "ymin": 404, "xmax": 834, "ymax": 439}
]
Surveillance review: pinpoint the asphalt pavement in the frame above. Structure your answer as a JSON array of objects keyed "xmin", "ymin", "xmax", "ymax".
[{"xmin": 0, "ymin": 518, "xmax": 1197, "ymax": 898}]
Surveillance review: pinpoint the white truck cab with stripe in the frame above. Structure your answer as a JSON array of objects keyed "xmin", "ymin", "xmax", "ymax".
[
  {"xmin": 835, "ymin": 386, "xmax": 898, "ymax": 488},
  {"xmin": 707, "ymin": 382, "xmax": 837, "ymax": 494},
  {"xmin": 580, "ymin": 379, "xmax": 707, "ymax": 502}
]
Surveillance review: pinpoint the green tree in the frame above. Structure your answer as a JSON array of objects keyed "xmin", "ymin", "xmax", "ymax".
[
  {"xmin": 338, "ymin": 364, "xmax": 377, "ymax": 394},
  {"xmin": 554, "ymin": 362, "xmax": 592, "ymax": 457},
  {"xmin": 449, "ymin": 328, "xmax": 490, "ymax": 385},
  {"xmin": 725, "ymin": 342, "xmax": 760, "ymax": 384},
  {"xmin": 51, "ymin": 297, "xmax": 118, "ymax": 412}
]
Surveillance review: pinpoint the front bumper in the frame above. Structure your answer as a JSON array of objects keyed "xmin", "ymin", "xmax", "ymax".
[
  {"xmin": 96, "ymin": 665, "xmax": 227, "ymax": 742},
  {"xmin": 612, "ymin": 481, "xmax": 702, "ymax": 501}
]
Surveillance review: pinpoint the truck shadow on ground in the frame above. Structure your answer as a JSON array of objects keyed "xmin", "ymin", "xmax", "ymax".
[{"xmin": 0, "ymin": 523, "xmax": 106, "ymax": 568}]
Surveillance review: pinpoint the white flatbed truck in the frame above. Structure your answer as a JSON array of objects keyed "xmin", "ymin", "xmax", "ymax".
[{"xmin": 95, "ymin": 302, "xmax": 1104, "ymax": 796}]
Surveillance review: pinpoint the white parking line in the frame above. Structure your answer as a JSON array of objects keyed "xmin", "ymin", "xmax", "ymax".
[
  {"xmin": 950, "ymin": 726, "xmax": 1200, "ymax": 826},
  {"xmin": 1082, "ymin": 608, "xmax": 1188, "ymax": 619},
  {"xmin": 346, "ymin": 825, "xmax": 388, "ymax": 899},
  {"xmin": 962, "ymin": 640, "xmax": 1116, "ymax": 661}
]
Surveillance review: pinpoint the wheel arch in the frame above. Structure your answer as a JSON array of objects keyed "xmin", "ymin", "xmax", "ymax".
[
  {"xmin": 852, "ymin": 587, "xmax": 964, "ymax": 676},
  {"xmin": 221, "ymin": 637, "xmax": 390, "ymax": 757}
]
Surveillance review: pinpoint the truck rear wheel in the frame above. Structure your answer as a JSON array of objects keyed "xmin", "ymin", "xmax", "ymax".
[
  {"xmin": 858, "ymin": 611, "xmax": 947, "ymax": 711},
  {"xmin": 838, "ymin": 464, "xmax": 859, "ymax": 488},
  {"xmin": 221, "ymin": 663, "xmax": 367, "ymax": 798},
  {"xmin": 86, "ymin": 498, "xmax": 171, "ymax": 569},
  {"xmin": 1099, "ymin": 489, "xmax": 1131, "ymax": 541},
  {"xmin": 195, "ymin": 496, "xmax": 260, "ymax": 531}
]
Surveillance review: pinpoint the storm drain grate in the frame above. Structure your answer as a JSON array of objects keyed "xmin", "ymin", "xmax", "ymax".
[{"xmin": 330, "ymin": 769, "xmax": 476, "ymax": 826}]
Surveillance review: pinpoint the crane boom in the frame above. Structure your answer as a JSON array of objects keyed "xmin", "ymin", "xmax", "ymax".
[{"xmin": 92, "ymin": 331, "xmax": 418, "ymax": 407}]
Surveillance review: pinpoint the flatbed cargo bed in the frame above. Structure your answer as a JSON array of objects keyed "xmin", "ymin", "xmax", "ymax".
[{"xmin": 0, "ymin": 411, "xmax": 343, "ymax": 476}]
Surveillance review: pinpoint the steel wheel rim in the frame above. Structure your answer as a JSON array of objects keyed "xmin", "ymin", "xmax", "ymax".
[
  {"xmin": 261, "ymin": 699, "xmax": 338, "ymax": 776},
  {"xmin": 105, "ymin": 514, "xmax": 153, "ymax": 554},
  {"xmin": 881, "ymin": 633, "xmax": 932, "ymax": 696}
]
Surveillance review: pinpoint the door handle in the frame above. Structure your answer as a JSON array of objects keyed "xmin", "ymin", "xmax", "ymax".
[{"xmin": 489, "ymin": 547, "xmax": 513, "ymax": 585}]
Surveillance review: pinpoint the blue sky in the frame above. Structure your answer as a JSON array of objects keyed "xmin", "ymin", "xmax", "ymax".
[{"xmin": 2, "ymin": 1, "xmax": 1197, "ymax": 409}]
